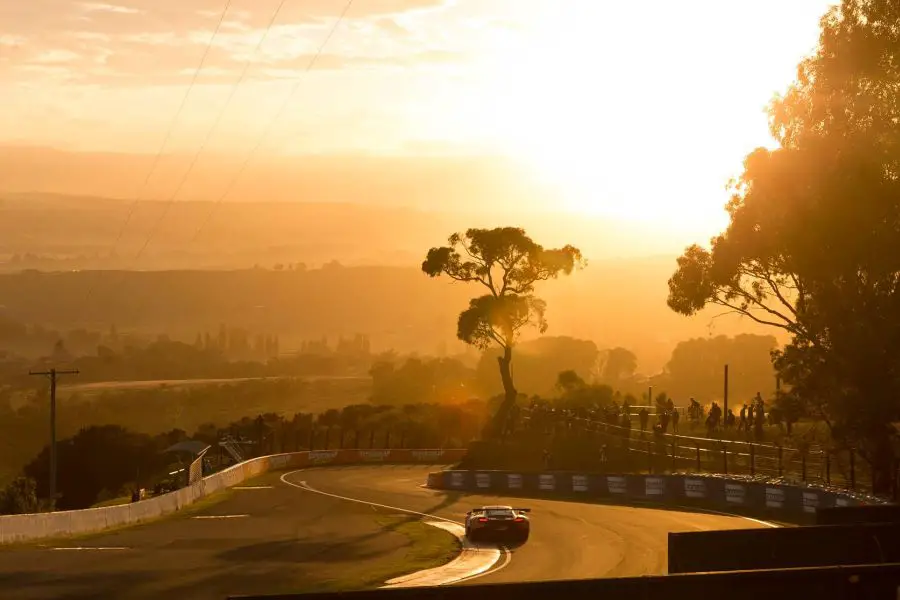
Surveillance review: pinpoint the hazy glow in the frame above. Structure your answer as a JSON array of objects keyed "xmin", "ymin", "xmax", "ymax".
[
  {"xmin": 0, "ymin": 0, "xmax": 836, "ymax": 234},
  {"xmin": 432, "ymin": 2, "xmax": 832, "ymax": 229}
]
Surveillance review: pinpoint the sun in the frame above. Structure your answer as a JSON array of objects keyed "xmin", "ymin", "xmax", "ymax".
[{"xmin": 438, "ymin": 1, "xmax": 826, "ymax": 234}]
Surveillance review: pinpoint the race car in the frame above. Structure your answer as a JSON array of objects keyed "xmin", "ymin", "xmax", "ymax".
[{"xmin": 464, "ymin": 505, "xmax": 531, "ymax": 543}]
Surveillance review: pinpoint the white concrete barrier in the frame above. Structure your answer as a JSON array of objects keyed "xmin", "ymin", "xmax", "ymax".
[{"xmin": 0, "ymin": 448, "xmax": 466, "ymax": 544}]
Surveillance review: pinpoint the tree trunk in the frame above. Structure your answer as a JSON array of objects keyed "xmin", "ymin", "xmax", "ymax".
[{"xmin": 487, "ymin": 346, "xmax": 517, "ymax": 439}]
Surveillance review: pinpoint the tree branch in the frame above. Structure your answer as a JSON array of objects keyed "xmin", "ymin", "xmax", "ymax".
[
  {"xmin": 709, "ymin": 296, "xmax": 799, "ymax": 332},
  {"xmin": 459, "ymin": 239, "xmax": 497, "ymax": 296},
  {"xmin": 721, "ymin": 276, "xmax": 799, "ymax": 333},
  {"xmin": 443, "ymin": 269, "xmax": 495, "ymax": 295}
]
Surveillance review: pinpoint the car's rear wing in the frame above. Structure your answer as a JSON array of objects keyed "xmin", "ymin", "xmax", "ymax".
[{"xmin": 512, "ymin": 508, "xmax": 531, "ymax": 513}]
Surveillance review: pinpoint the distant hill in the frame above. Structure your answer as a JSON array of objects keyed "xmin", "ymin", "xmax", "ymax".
[
  {"xmin": 0, "ymin": 263, "xmax": 785, "ymax": 374},
  {"xmin": 0, "ymin": 192, "xmax": 704, "ymax": 270},
  {"xmin": 0, "ymin": 145, "xmax": 721, "ymax": 264}
]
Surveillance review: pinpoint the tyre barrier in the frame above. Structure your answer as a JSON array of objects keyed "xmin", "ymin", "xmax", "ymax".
[
  {"xmin": 425, "ymin": 470, "xmax": 889, "ymax": 523},
  {"xmin": 0, "ymin": 448, "xmax": 466, "ymax": 544}
]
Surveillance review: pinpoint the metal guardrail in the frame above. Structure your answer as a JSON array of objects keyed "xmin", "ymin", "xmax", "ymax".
[{"xmin": 519, "ymin": 409, "xmax": 872, "ymax": 494}]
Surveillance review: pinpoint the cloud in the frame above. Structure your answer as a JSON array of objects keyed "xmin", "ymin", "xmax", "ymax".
[
  {"xmin": 80, "ymin": 2, "xmax": 143, "ymax": 14},
  {"xmin": 0, "ymin": 34, "xmax": 26, "ymax": 47},
  {"xmin": 59, "ymin": 47, "xmax": 469, "ymax": 87},
  {"xmin": 0, "ymin": 0, "xmax": 463, "ymax": 87},
  {"xmin": 266, "ymin": 49, "xmax": 469, "ymax": 72},
  {"xmin": 30, "ymin": 50, "xmax": 82, "ymax": 64},
  {"xmin": 375, "ymin": 18, "xmax": 410, "ymax": 36}
]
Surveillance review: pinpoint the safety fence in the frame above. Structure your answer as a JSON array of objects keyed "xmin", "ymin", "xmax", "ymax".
[
  {"xmin": 426, "ymin": 469, "xmax": 888, "ymax": 524},
  {"xmin": 515, "ymin": 409, "xmax": 875, "ymax": 494},
  {"xmin": 0, "ymin": 448, "xmax": 466, "ymax": 544}
]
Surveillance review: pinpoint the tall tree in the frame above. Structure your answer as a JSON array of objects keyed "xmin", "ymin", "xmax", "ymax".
[
  {"xmin": 598, "ymin": 347, "xmax": 638, "ymax": 383},
  {"xmin": 422, "ymin": 227, "xmax": 584, "ymax": 437},
  {"xmin": 667, "ymin": 0, "xmax": 900, "ymax": 493}
]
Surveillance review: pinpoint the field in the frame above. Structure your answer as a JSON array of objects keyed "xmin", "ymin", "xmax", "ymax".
[{"xmin": 56, "ymin": 376, "xmax": 370, "ymax": 402}]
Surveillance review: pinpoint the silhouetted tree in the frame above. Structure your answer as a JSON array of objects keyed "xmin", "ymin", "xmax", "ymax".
[
  {"xmin": 654, "ymin": 335, "xmax": 777, "ymax": 402},
  {"xmin": 23, "ymin": 425, "xmax": 164, "ymax": 509},
  {"xmin": 422, "ymin": 227, "xmax": 584, "ymax": 437},
  {"xmin": 598, "ymin": 347, "xmax": 638, "ymax": 382},
  {"xmin": 667, "ymin": 0, "xmax": 900, "ymax": 493},
  {"xmin": 556, "ymin": 370, "xmax": 585, "ymax": 393},
  {"xmin": 476, "ymin": 336, "xmax": 599, "ymax": 398},
  {"xmin": 0, "ymin": 477, "xmax": 40, "ymax": 514}
]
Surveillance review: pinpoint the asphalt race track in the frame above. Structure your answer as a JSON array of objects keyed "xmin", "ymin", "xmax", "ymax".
[
  {"xmin": 285, "ymin": 466, "xmax": 770, "ymax": 585},
  {"xmin": 0, "ymin": 465, "xmax": 767, "ymax": 599}
]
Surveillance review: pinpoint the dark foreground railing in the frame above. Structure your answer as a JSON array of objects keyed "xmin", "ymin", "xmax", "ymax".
[
  {"xmin": 669, "ymin": 523, "xmax": 900, "ymax": 574},
  {"xmin": 228, "ymin": 563, "xmax": 900, "ymax": 600},
  {"xmin": 817, "ymin": 504, "xmax": 900, "ymax": 525}
]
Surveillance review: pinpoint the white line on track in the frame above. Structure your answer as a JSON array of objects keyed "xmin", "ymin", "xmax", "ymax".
[
  {"xmin": 664, "ymin": 504, "xmax": 780, "ymax": 528},
  {"xmin": 279, "ymin": 470, "xmax": 511, "ymax": 585},
  {"xmin": 51, "ymin": 547, "xmax": 129, "ymax": 551},
  {"xmin": 190, "ymin": 514, "xmax": 249, "ymax": 519}
]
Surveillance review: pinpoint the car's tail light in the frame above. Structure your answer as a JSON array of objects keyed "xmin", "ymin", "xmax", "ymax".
[
  {"xmin": 478, "ymin": 517, "xmax": 488, "ymax": 522},
  {"xmin": 514, "ymin": 517, "xmax": 525, "ymax": 522}
]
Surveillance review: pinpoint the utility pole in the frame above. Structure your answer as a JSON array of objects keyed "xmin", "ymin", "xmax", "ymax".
[
  {"xmin": 723, "ymin": 364, "xmax": 729, "ymax": 416},
  {"xmin": 29, "ymin": 367, "xmax": 79, "ymax": 505}
]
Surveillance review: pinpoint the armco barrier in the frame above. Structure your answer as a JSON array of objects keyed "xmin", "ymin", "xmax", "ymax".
[
  {"xmin": 0, "ymin": 448, "xmax": 465, "ymax": 544},
  {"xmin": 425, "ymin": 470, "xmax": 880, "ymax": 523},
  {"xmin": 668, "ymin": 522, "xmax": 900, "ymax": 573}
]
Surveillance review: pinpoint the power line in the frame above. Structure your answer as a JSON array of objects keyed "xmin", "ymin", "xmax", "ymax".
[
  {"xmin": 71, "ymin": 0, "xmax": 235, "ymax": 322},
  {"xmin": 185, "ymin": 0, "xmax": 356, "ymax": 247},
  {"xmin": 84, "ymin": 0, "xmax": 355, "ymax": 329},
  {"xmin": 88, "ymin": 0, "xmax": 290, "ymax": 323},
  {"xmin": 111, "ymin": 0, "xmax": 236, "ymax": 250},
  {"xmin": 131, "ymin": 0, "xmax": 291, "ymax": 263}
]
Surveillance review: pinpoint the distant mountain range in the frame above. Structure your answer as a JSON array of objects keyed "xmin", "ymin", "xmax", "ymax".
[
  {"xmin": 0, "ymin": 147, "xmax": 764, "ymax": 373},
  {"xmin": 0, "ymin": 144, "xmax": 716, "ymax": 262}
]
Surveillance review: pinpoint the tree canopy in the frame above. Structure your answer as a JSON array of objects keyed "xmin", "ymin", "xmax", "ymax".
[
  {"xmin": 423, "ymin": 228, "xmax": 583, "ymax": 350},
  {"xmin": 666, "ymin": 0, "xmax": 900, "ymax": 492},
  {"xmin": 423, "ymin": 227, "xmax": 584, "ymax": 435}
]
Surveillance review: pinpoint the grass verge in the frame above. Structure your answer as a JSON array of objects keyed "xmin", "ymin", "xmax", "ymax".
[
  {"xmin": 297, "ymin": 515, "xmax": 461, "ymax": 593},
  {"xmin": 91, "ymin": 496, "xmax": 132, "ymax": 508}
]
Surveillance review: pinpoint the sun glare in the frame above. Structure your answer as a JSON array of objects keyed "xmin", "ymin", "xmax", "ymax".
[{"xmin": 439, "ymin": 1, "xmax": 828, "ymax": 233}]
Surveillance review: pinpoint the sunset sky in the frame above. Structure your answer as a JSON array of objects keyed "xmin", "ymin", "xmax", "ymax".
[{"xmin": 1, "ymin": 0, "xmax": 836, "ymax": 234}]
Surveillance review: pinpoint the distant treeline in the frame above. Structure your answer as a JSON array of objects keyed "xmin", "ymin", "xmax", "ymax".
[
  {"xmin": 0, "ymin": 327, "xmax": 376, "ymax": 388},
  {"xmin": 372, "ymin": 334, "xmax": 778, "ymax": 408},
  {"xmin": 3, "ymin": 400, "xmax": 486, "ymax": 512},
  {"xmin": 0, "ymin": 378, "xmax": 371, "ymax": 488},
  {"xmin": 0, "ymin": 312, "xmax": 371, "ymax": 362},
  {"xmin": 0, "ymin": 264, "xmax": 778, "ymax": 369}
]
